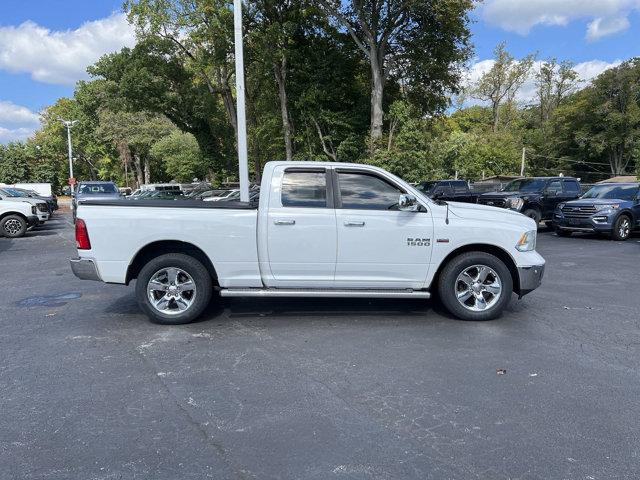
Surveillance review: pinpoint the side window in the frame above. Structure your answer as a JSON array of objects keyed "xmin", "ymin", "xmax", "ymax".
[
  {"xmin": 338, "ymin": 172, "xmax": 402, "ymax": 210},
  {"xmin": 563, "ymin": 180, "xmax": 580, "ymax": 193},
  {"xmin": 433, "ymin": 182, "xmax": 450, "ymax": 194},
  {"xmin": 547, "ymin": 180, "xmax": 562, "ymax": 194},
  {"xmin": 281, "ymin": 171, "xmax": 327, "ymax": 208},
  {"xmin": 451, "ymin": 181, "xmax": 468, "ymax": 193}
]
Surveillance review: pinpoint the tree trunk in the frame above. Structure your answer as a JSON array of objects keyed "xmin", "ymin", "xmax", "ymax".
[
  {"xmin": 312, "ymin": 117, "xmax": 337, "ymax": 162},
  {"xmin": 492, "ymin": 102, "xmax": 500, "ymax": 132},
  {"xmin": 133, "ymin": 154, "xmax": 144, "ymax": 187},
  {"xmin": 274, "ymin": 57, "xmax": 294, "ymax": 161},
  {"xmin": 144, "ymin": 158, "xmax": 151, "ymax": 185},
  {"xmin": 370, "ymin": 50, "xmax": 385, "ymax": 141}
]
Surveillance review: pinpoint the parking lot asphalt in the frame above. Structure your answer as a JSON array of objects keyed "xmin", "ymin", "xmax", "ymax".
[{"xmin": 1, "ymin": 215, "xmax": 639, "ymax": 480}]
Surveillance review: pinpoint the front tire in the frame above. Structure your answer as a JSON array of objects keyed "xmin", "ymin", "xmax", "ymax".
[
  {"xmin": 523, "ymin": 208, "xmax": 541, "ymax": 225},
  {"xmin": 438, "ymin": 252, "xmax": 513, "ymax": 321},
  {"xmin": 135, "ymin": 253, "xmax": 213, "ymax": 325},
  {"xmin": 1, "ymin": 215, "xmax": 27, "ymax": 238},
  {"xmin": 611, "ymin": 215, "xmax": 632, "ymax": 241}
]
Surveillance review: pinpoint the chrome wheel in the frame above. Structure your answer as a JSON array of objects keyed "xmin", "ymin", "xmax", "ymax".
[
  {"xmin": 147, "ymin": 267, "xmax": 197, "ymax": 316},
  {"xmin": 455, "ymin": 265, "xmax": 502, "ymax": 312},
  {"xmin": 4, "ymin": 219, "xmax": 23, "ymax": 236},
  {"xmin": 618, "ymin": 218, "xmax": 630, "ymax": 239}
]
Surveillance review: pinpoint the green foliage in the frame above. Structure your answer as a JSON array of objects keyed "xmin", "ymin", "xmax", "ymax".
[
  {"xmin": 0, "ymin": 143, "xmax": 30, "ymax": 183},
  {"xmin": 151, "ymin": 131, "xmax": 204, "ymax": 182}
]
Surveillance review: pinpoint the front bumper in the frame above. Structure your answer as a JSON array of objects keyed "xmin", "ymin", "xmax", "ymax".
[
  {"xmin": 517, "ymin": 263, "xmax": 545, "ymax": 297},
  {"xmin": 26, "ymin": 215, "xmax": 39, "ymax": 227},
  {"xmin": 70, "ymin": 257, "xmax": 102, "ymax": 281},
  {"xmin": 36, "ymin": 212, "xmax": 50, "ymax": 222},
  {"xmin": 552, "ymin": 216, "xmax": 613, "ymax": 233}
]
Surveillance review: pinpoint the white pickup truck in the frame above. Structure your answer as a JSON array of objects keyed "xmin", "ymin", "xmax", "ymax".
[
  {"xmin": 70, "ymin": 162, "xmax": 545, "ymax": 324},
  {"xmin": 1, "ymin": 200, "xmax": 40, "ymax": 238}
]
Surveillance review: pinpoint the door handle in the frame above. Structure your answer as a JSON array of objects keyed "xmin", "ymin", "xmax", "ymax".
[
  {"xmin": 274, "ymin": 219, "xmax": 295, "ymax": 225},
  {"xmin": 344, "ymin": 221, "xmax": 365, "ymax": 227}
]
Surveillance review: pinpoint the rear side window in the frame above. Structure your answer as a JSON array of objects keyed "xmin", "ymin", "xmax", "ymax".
[
  {"xmin": 281, "ymin": 171, "xmax": 327, "ymax": 208},
  {"xmin": 338, "ymin": 172, "xmax": 402, "ymax": 210},
  {"xmin": 563, "ymin": 180, "xmax": 580, "ymax": 193}
]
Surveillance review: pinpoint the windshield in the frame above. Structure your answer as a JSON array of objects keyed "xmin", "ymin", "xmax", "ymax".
[
  {"xmin": 0, "ymin": 188, "xmax": 25, "ymax": 198},
  {"xmin": 582, "ymin": 184, "xmax": 639, "ymax": 200},
  {"xmin": 503, "ymin": 179, "xmax": 547, "ymax": 192},
  {"xmin": 78, "ymin": 183, "xmax": 118, "ymax": 194}
]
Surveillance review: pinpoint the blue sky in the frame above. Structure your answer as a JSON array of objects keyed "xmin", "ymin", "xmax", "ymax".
[{"xmin": 1, "ymin": 0, "xmax": 639, "ymax": 142}]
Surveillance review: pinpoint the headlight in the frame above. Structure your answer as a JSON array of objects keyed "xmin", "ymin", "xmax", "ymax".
[
  {"xmin": 594, "ymin": 204, "xmax": 620, "ymax": 211},
  {"xmin": 516, "ymin": 230, "xmax": 537, "ymax": 252},
  {"xmin": 506, "ymin": 196, "xmax": 524, "ymax": 210}
]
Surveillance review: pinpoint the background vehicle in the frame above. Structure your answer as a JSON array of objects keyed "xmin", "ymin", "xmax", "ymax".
[
  {"xmin": 478, "ymin": 177, "xmax": 581, "ymax": 224},
  {"xmin": 0, "ymin": 201, "xmax": 38, "ymax": 238},
  {"xmin": 203, "ymin": 189, "xmax": 238, "ymax": 202},
  {"xmin": 12, "ymin": 187, "xmax": 58, "ymax": 212},
  {"xmin": 71, "ymin": 161, "xmax": 544, "ymax": 325},
  {"xmin": 416, "ymin": 180, "xmax": 478, "ymax": 203},
  {"xmin": 73, "ymin": 181, "xmax": 121, "ymax": 220},
  {"xmin": 552, "ymin": 182, "xmax": 640, "ymax": 240},
  {"xmin": 0, "ymin": 188, "xmax": 50, "ymax": 224}
]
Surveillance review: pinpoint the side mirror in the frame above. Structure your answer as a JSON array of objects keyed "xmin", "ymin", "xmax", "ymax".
[{"xmin": 399, "ymin": 193, "xmax": 419, "ymax": 212}]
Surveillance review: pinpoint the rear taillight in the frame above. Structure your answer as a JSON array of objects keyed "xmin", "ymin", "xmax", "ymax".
[{"xmin": 75, "ymin": 219, "xmax": 91, "ymax": 250}]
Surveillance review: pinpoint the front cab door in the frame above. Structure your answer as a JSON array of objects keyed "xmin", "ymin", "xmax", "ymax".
[{"xmin": 333, "ymin": 169, "xmax": 434, "ymax": 289}]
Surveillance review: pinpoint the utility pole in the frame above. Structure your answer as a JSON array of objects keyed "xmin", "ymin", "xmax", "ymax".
[
  {"xmin": 520, "ymin": 147, "xmax": 526, "ymax": 177},
  {"xmin": 233, "ymin": 0, "xmax": 250, "ymax": 202},
  {"xmin": 59, "ymin": 118, "xmax": 78, "ymax": 194}
]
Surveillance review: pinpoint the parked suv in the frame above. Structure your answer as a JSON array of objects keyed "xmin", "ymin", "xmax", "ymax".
[
  {"xmin": 416, "ymin": 180, "xmax": 478, "ymax": 203},
  {"xmin": 478, "ymin": 177, "xmax": 582, "ymax": 224},
  {"xmin": 552, "ymin": 182, "xmax": 639, "ymax": 240}
]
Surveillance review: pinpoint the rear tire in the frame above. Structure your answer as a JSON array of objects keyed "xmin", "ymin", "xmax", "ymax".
[
  {"xmin": 612, "ymin": 215, "xmax": 632, "ymax": 241},
  {"xmin": 1, "ymin": 215, "xmax": 27, "ymax": 238},
  {"xmin": 135, "ymin": 253, "xmax": 213, "ymax": 325},
  {"xmin": 438, "ymin": 252, "xmax": 513, "ymax": 321}
]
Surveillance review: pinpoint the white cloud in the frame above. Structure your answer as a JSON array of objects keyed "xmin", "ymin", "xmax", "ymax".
[
  {"xmin": 0, "ymin": 13, "xmax": 135, "ymax": 86},
  {"xmin": 0, "ymin": 101, "xmax": 40, "ymax": 143},
  {"xmin": 482, "ymin": 0, "xmax": 640, "ymax": 40},
  {"xmin": 0, "ymin": 126, "xmax": 36, "ymax": 143},
  {"xmin": 462, "ymin": 58, "xmax": 621, "ymax": 106},
  {"xmin": 0, "ymin": 101, "xmax": 40, "ymax": 126}
]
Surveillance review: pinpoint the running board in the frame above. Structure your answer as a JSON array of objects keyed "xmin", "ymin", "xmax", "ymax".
[{"xmin": 219, "ymin": 288, "xmax": 431, "ymax": 299}]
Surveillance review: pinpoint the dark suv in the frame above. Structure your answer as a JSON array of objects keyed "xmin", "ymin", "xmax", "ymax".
[
  {"xmin": 477, "ymin": 177, "xmax": 582, "ymax": 224},
  {"xmin": 552, "ymin": 182, "xmax": 640, "ymax": 240},
  {"xmin": 415, "ymin": 180, "xmax": 478, "ymax": 203}
]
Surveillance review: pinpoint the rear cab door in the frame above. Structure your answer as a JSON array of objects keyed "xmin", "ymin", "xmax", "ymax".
[{"xmin": 261, "ymin": 166, "xmax": 337, "ymax": 287}]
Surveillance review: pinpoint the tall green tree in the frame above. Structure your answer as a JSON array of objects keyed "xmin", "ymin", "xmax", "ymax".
[{"xmin": 318, "ymin": 0, "xmax": 473, "ymax": 142}]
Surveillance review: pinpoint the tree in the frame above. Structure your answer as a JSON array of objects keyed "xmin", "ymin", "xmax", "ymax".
[
  {"xmin": 0, "ymin": 142, "xmax": 30, "ymax": 183},
  {"xmin": 318, "ymin": 0, "xmax": 473, "ymax": 142},
  {"xmin": 471, "ymin": 42, "xmax": 535, "ymax": 131},
  {"xmin": 536, "ymin": 59, "xmax": 579, "ymax": 122},
  {"xmin": 150, "ymin": 131, "xmax": 204, "ymax": 182}
]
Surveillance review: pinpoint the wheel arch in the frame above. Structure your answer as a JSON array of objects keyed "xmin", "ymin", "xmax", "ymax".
[
  {"xmin": 430, "ymin": 243, "xmax": 520, "ymax": 293},
  {"xmin": 0, "ymin": 211, "xmax": 28, "ymax": 222},
  {"xmin": 126, "ymin": 240, "xmax": 218, "ymax": 286}
]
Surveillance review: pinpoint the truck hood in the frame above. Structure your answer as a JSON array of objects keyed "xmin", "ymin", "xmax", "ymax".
[
  {"xmin": 447, "ymin": 201, "xmax": 535, "ymax": 228},
  {"xmin": 563, "ymin": 198, "xmax": 629, "ymax": 206},
  {"xmin": 479, "ymin": 191, "xmax": 538, "ymax": 198},
  {"xmin": 1, "ymin": 197, "xmax": 42, "ymax": 206}
]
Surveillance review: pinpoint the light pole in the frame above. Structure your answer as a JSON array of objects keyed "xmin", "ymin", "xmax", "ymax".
[
  {"xmin": 233, "ymin": 0, "xmax": 250, "ymax": 202},
  {"xmin": 59, "ymin": 118, "xmax": 78, "ymax": 194}
]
